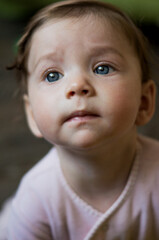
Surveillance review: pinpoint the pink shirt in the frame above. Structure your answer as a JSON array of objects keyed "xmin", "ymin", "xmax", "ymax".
[{"xmin": 7, "ymin": 135, "xmax": 159, "ymax": 239}]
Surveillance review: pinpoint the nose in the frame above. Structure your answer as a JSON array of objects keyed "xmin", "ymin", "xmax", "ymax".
[{"xmin": 65, "ymin": 74, "xmax": 95, "ymax": 99}]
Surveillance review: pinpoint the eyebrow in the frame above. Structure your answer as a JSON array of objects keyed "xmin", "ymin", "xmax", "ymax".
[
  {"xmin": 30, "ymin": 53, "xmax": 58, "ymax": 73},
  {"xmin": 30, "ymin": 45, "xmax": 124, "ymax": 73},
  {"xmin": 89, "ymin": 45, "xmax": 124, "ymax": 59}
]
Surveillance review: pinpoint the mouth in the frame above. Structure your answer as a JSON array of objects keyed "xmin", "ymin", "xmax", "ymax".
[{"xmin": 64, "ymin": 110, "xmax": 100, "ymax": 123}]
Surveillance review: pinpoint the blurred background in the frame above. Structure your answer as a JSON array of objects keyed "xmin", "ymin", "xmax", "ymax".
[{"xmin": 0, "ymin": 0, "xmax": 159, "ymax": 209}]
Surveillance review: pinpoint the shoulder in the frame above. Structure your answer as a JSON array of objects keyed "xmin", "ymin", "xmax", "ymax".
[
  {"xmin": 138, "ymin": 134, "xmax": 159, "ymax": 163},
  {"xmin": 22, "ymin": 147, "xmax": 58, "ymax": 186},
  {"xmin": 10, "ymin": 147, "xmax": 62, "ymax": 225},
  {"xmin": 7, "ymin": 148, "xmax": 59, "ymax": 239},
  {"xmin": 25, "ymin": 147, "xmax": 58, "ymax": 178},
  {"xmin": 136, "ymin": 135, "xmax": 159, "ymax": 191},
  {"xmin": 14, "ymin": 147, "xmax": 61, "ymax": 203},
  {"xmin": 138, "ymin": 134, "xmax": 159, "ymax": 150}
]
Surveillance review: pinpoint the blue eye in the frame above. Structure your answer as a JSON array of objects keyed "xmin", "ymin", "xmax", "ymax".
[
  {"xmin": 45, "ymin": 72, "xmax": 63, "ymax": 83},
  {"xmin": 94, "ymin": 65, "xmax": 114, "ymax": 75}
]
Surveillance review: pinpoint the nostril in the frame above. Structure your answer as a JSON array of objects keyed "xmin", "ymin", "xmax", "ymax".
[
  {"xmin": 70, "ymin": 91, "xmax": 75, "ymax": 97},
  {"xmin": 82, "ymin": 89, "xmax": 89, "ymax": 95},
  {"xmin": 68, "ymin": 89, "xmax": 89, "ymax": 97}
]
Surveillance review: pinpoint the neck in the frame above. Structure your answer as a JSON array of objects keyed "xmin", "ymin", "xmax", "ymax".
[{"xmin": 56, "ymin": 132, "xmax": 138, "ymax": 212}]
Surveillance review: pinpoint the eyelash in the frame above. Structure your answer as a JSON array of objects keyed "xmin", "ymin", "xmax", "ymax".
[
  {"xmin": 42, "ymin": 63, "xmax": 116, "ymax": 83},
  {"xmin": 42, "ymin": 69, "xmax": 63, "ymax": 83},
  {"xmin": 45, "ymin": 72, "xmax": 63, "ymax": 83},
  {"xmin": 94, "ymin": 64, "xmax": 115, "ymax": 75}
]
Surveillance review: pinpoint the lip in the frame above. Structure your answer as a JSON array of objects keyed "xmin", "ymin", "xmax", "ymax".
[{"xmin": 64, "ymin": 110, "xmax": 100, "ymax": 123}]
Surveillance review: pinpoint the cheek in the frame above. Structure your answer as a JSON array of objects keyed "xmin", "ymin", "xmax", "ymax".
[
  {"xmin": 33, "ymin": 105, "xmax": 51, "ymax": 134},
  {"xmin": 103, "ymin": 83, "xmax": 141, "ymax": 122},
  {"xmin": 31, "ymin": 104, "xmax": 60, "ymax": 145},
  {"xmin": 29, "ymin": 91, "xmax": 56, "ymax": 133}
]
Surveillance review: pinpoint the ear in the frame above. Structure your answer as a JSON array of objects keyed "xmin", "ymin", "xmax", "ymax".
[
  {"xmin": 135, "ymin": 80, "xmax": 156, "ymax": 126},
  {"xmin": 23, "ymin": 94, "xmax": 42, "ymax": 138}
]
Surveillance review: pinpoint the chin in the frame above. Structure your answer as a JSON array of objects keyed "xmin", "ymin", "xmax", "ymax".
[{"xmin": 67, "ymin": 132, "xmax": 104, "ymax": 151}]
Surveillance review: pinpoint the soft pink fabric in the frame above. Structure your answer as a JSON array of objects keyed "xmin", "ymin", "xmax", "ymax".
[{"xmin": 7, "ymin": 135, "xmax": 159, "ymax": 240}]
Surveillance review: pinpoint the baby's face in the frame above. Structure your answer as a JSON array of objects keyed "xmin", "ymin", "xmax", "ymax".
[{"xmin": 25, "ymin": 16, "xmax": 143, "ymax": 149}]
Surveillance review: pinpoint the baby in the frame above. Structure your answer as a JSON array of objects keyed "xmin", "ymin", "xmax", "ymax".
[{"xmin": 7, "ymin": 0, "xmax": 159, "ymax": 239}]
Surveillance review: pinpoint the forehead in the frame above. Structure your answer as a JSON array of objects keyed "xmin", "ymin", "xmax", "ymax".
[
  {"xmin": 32, "ymin": 15, "xmax": 129, "ymax": 45},
  {"xmin": 28, "ymin": 15, "xmax": 137, "ymax": 70}
]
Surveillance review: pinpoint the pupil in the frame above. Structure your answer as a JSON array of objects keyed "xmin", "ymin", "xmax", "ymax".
[
  {"xmin": 99, "ymin": 66, "xmax": 104, "ymax": 71},
  {"xmin": 47, "ymin": 72, "xmax": 59, "ymax": 82},
  {"xmin": 97, "ymin": 66, "xmax": 108, "ymax": 74}
]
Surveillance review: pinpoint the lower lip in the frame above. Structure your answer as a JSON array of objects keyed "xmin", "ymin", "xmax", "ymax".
[{"xmin": 66, "ymin": 115, "xmax": 99, "ymax": 123}]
